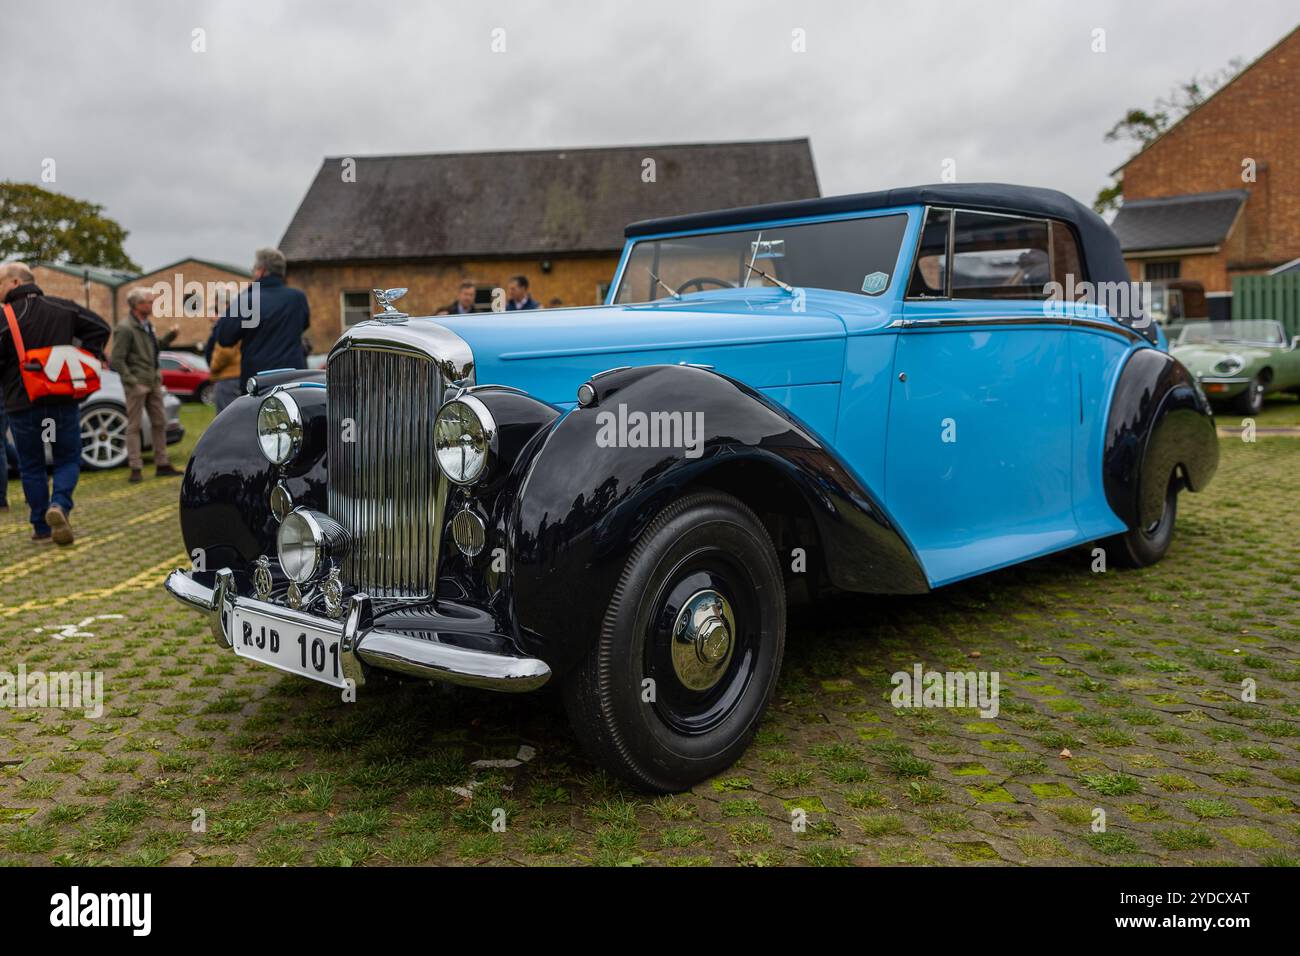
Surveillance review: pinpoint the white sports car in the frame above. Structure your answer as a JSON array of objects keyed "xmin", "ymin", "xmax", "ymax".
[{"xmin": 4, "ymin": 369, "xmax": 185, "ymax": 473}]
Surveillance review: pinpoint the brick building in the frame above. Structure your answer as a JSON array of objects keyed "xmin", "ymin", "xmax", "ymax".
[
  {"xmin": 30, "ymin": 258, "xmax": 248, "ymax": 350},
  {"xmin": 278, "ymin": 139, "xmax": 820, "ymax": 351},
  {"xmin": 30, "ymin": 262, "xmax": 135, "ymax": 325},
  {"xmin": 1110, "ymin": 24, "xmax": 1300, "ymax": 318},
  {"xmin": 123, "ymin": 257, "xmax": 250, "ymax": 348}
]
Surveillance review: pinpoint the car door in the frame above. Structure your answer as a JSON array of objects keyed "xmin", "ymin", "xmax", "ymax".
[{"xmin": 884, "ymin": 209, "xmax": 1079, "ymax": 587}]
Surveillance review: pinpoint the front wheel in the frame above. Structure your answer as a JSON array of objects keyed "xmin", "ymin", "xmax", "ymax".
[
  {"xmin": 1103, "ymin": 474, "xmax": 1179, "ymax": 568},
  {"xmin": 1232, "ymin": 376, "xmax": 1265, "ymax": 415},
  {"xmin": 562, "ymin": 491, "xmax": 786, "ymax": 792}
]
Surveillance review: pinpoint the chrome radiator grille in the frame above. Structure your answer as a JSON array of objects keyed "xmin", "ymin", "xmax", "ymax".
[{"xmin": 327, "ymin": 346, "xmax": 445, "ymax": 596}]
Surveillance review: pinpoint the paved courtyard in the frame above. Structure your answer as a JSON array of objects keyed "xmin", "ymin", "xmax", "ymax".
[{"xmin": 1, "ymin": 400, "xmax": 1298, "ymax": 866}]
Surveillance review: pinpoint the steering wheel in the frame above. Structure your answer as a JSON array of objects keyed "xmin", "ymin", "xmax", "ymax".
[{"xmin": 675, "ymin": 276, "xmax": 734, "ymax": 295}]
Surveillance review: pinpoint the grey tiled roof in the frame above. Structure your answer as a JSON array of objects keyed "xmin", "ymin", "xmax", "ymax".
[
  {"xmin": 1110, "ymin": 189, "xmax": 1247, "ymax": 253},
  {"xmin": 279, "ymin": 139, "xmax": 819, "ymax": 262}
]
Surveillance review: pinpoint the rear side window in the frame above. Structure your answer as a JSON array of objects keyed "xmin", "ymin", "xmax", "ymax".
[
  {"xmin": 907, "ymin": 208, "xmax": 1088, "ymax": 301},
  {"xmin": 950, "ymin": 211, "xmax": 1050, "ymax": 300}
]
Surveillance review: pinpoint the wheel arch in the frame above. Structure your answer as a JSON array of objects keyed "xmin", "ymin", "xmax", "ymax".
[{"xmin": 505, "ymin": 364, "xmax": 929, "ymax": 677}]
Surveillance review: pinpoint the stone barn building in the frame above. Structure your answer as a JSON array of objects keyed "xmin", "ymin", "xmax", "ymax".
[{"xmin": 278, "ymin": 139, "xmax": 821, "ymax": 351}]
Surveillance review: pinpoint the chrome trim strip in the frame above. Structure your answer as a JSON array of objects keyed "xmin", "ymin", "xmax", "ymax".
[
  {"xmin": 163, "ymin": 570, "xmax": 550, "ymax": 692},
  {"xmin": 1198, "ymin": 376, "xmax": 1250, "ymax": 384},
  {"xmin": 887, "ymin": 314, "xmax": 1145, "ymax": 343}
]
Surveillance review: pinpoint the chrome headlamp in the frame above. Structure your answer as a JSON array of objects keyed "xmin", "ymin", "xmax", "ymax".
[
  {"xmin": 256, "ymin": 391, "xmax": 304, "ymax": 465},
  {"xmin": 1213, "ymin": 354, "xmax": 1245, "ymax": 376},
  {"xmin": 276, "ymin": 508, "xmax": 349, "ymax": 584},
  {"xmin": 434, "ymin": 394, "xmax": 496, "ymax": 485}
]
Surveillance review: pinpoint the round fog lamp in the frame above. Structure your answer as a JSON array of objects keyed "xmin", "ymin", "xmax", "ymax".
[{"xmin": 276, "ymin": 508, "xmax": 349, "ymax": 584}]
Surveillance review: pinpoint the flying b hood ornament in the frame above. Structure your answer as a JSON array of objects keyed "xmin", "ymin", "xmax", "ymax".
[{"xmin": 372, "ymin": 287, "xmax": 409, "ymax": 323}]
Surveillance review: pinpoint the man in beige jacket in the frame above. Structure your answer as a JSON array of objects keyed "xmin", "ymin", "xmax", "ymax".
[{"xmin": 112, "ymin": 287, "xmax": 180, "ymax": 483}]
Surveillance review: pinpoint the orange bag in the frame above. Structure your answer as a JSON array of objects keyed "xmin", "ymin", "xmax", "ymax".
[{"xmin": 4, "ymin": 302, "xmax": 102, "ymax": 401}]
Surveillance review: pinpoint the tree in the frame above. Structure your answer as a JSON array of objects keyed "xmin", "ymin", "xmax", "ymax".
[
  {"xmin": 0, "ymin": 182, "xmax": 139, "ymax": 271},
  {"xmin": 1094, "ymin": 58, "xmax": 1244, "ymax": 214}
]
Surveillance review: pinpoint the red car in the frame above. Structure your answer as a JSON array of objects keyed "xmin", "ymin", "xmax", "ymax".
[{"xmin": 159, "ymin": 350, "xmax": 214, "ymax": 405}]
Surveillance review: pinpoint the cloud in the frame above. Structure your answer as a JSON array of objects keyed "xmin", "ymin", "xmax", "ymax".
[{"xmin": 1, "ymin": 0, "xmax": 1293, "ymax": 269}]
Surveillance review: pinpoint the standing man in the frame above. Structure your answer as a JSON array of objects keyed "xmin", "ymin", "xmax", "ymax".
[
  {"xmin": 438, "ymin": 281, "xmax": 478, "ymax": 316},
  {"xmin": 505, "ymin": 275, "xmax": 539, "ymax": 311},
  {"xmin": 0, "ymin": 262, "xmax": 110, "ymax": 544},
  {"xmin": 214, "ymin": 248, "xmax": 309, "ymax": 385},
  {"xmin": 113, "ymin": 287, "xmax": 180, "ymax": 484}
]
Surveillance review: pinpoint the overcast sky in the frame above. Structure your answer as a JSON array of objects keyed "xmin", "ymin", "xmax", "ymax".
[{"xmin": 2, "ymin": 0, "xmax": 1295, "ymax": 270}]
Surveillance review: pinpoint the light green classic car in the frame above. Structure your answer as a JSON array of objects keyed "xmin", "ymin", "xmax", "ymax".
[{"xmin": 1171, "ymin": 320, "xmax": 1300, "ymax": 415}]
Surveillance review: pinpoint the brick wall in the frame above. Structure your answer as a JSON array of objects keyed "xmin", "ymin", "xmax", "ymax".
[
  {"xmin": 289, "ymin": 254, "xmax": 620, "ymax": 352},
  {"xmin": 1122, "ymin": 26, "xmax": 1300, "ymax": 287},
  {"xmin": 30, "ymin": 266, "xmax": 118, "ymax": 325}
]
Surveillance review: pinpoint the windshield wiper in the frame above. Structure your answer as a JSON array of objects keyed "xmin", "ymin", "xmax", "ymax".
[
  {"xmin": 744, "ymin": 262, "xmax": 796, "ymax": 295},
  {"xmin": 646, "ymin": 267, "xmax": 681, "ymax": 301},
  {"xmin": 742, "ymin": 233, "xmax": 796, "ymax": 295}
]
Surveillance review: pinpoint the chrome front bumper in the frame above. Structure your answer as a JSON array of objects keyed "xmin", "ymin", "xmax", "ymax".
[{"xmin": 164, "ymin": 568, "xmax": 551, "ymax": 692}]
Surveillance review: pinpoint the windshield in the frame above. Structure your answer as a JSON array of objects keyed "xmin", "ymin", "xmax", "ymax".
[
  {"xmin": 612, "ymin": 214, "xmax": 908, "ymax": 304},
  {"xmin": 1176, "ymin": 320, "xmax": 1285, "ymax": 347}
]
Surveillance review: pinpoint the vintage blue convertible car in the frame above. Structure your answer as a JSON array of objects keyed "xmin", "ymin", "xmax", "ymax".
[{"xmin": 165, "ymin": 183, "xmax": 1218, "ymax": 791}]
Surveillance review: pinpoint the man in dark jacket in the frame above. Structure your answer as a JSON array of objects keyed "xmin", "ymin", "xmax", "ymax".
[
  {"xmin": 0, "ymin": 263, "xmax": 110, "ymax": 544},
  {"xmin": 505, "ymin": 275, "xmax": 539, "ymax": 311},
  {"xmin": 438, "ymin": 281, "xmax": 478, "ymax": 316},
  {"xmin": 214, "ymin": 248, "xmax": 309, "ymax": 384}
]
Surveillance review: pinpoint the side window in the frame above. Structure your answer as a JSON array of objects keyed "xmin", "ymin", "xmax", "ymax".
[
  {"xmin": 906, "ymin": 208, "xmax": 950, "ymax": 297},
  {"xmin": 159, "ymin": 357, "xmax": 181, "ymax": 370},
  {"xmin": 951, "ymin": 212, "xmax": 1050, "ymax": 300}
]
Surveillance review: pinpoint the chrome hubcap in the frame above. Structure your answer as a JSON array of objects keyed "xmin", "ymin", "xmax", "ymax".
[{"xmin": 671, "ymin": 589, "xmax": 736, "ymax": 691}]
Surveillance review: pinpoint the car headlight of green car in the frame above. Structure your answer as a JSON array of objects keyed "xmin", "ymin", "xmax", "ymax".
[{"xmin": 1213, "ymin": 354, "xmax": 1245, "ymax": 376}]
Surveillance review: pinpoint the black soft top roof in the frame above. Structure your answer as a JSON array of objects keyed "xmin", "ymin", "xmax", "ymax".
[{"xmin": 625, "ymin": 182, "xmax": 1129, "ymax": 290}]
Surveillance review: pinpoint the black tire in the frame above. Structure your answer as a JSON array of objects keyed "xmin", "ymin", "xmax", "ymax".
[
  {"xmin": 1232, "ymin": 376, "xmax": 1265, "ymax": 416},
  {"xmin": 198, "ymin": 382, "xmax": 216, "ymax": 407},
  {"xmin": 1103, "ymin": 474, "xmax": 1179, "ymax": 568},
  {"xmin": 562, "ymin": 490, "xmax": 786, "ymax": 792}
]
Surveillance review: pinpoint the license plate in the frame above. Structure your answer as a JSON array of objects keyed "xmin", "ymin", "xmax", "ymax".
[{"xmin": 230, "ymin": 604, "xmax": 347, "ymax": 688}]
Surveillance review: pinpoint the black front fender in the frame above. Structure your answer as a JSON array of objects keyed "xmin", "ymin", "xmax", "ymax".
[{"xmin": 504, "ymin": 364, "xmax": 928, "ymax": 677}]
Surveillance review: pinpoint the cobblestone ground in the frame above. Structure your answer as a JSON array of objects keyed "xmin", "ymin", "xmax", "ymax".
[{"xmin": 1, "ymin": 400, "xmax": 1298, "ymax": 867}]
